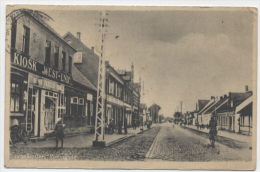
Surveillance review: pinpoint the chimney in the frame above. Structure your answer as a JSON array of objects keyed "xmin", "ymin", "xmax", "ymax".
[
  {"xmin": 91, "ymin": 46, "xmax": 95, "ymax": 53},
  {"xmin": 131, "ymin": 63, "xmax": 134, "ymax": 82},
  {"xmin": 76, "ymin": 32, "xmax": 81, "ymax": 40},
  {"xmin": 245, "ymin": 85, "xmax": 249, "ymax": 92},
  {"xmin": 224, "ymin": 94, "xmax": 227, "ymax": 98}
]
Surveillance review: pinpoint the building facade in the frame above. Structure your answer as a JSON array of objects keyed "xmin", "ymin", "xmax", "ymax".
[
  {"xmin": 63, "ymin": 32, "xmax": 141, "ymax": 132},
  {"xmin": 7, "ymin": 10, "xmax": 96, "ymax": 138},
  {"xmin": 7, "ymin": 10, "xmax": 75, "ymax": 137},
  {"xmin": 196, "ymin": 88, "xmax": 253, "ymax": 135}
]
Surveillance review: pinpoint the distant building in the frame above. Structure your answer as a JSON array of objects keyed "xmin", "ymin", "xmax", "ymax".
[
  {"xmin": 194, "ymin": 99, "xmax": 210, "ymax": 125},
  {"xmin": 64, "ymin": 32, "xmax": 142, "ymax": 131},
  {"xmin": 215, "ymin": 91, "xmax": 252, "ymax": 134},
  {"xmin": 197, "ymin": 87, "xmax": 253, "ymax": 135},
  {"xmin": 148, "ymin": 104, "xmax": 161, "ymax": 123}
]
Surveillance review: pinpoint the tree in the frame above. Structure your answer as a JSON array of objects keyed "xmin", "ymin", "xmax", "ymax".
[
  {"xmin": 173, "ymin": 112, "xmax": 183, "ymax": 124},
  {"xmin": 7, "ymin": 8, "xmax": 53, "ymax": 23}
]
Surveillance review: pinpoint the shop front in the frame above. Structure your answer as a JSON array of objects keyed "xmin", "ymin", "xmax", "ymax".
[
  {"xmin": 27, "ymin": 73, "xmax": 65, "ymax": 137},
  {"xmin": 10, "ymin": 51, "xmax": 70, "ymax": 137},
  {"xmin": 64, "ymin": 86, "xmax": 95, "ymax": 131}
]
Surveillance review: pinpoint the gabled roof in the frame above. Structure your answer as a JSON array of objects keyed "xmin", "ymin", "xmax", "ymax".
[
  {"xmin": 216, "ymin": 91, "xmax": 253, "ymax": 113},
  {"xmin": 198, "ymin": 99, "xmax": 216, "ymax": 115},
  {"xmin": 72, "ymin": 65, "xmax": 96, "ymax": 91},
  {"xmin": 229, "ymin": 91, "xmax": 252, "ymax": 107},
  {"xmin": 197, "ymin": 99, "xmax": 210, "ymax": 111},
  {"xmin": 236, "ymin": 95, "xmax": 253, "ymax": 113},
  {"xmin": 204, "ymin": 97, "xmax": 229, "ymax": 114},
  {"xmin": 63, "ymin": 32, "xmax": 99, "ymax": 87}
]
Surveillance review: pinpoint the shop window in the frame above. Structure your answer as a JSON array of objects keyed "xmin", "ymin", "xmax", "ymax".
[
  {"xmin": 22, "ymin": 25, "xmax": 30, "ymax": 56},
  {"xmin": 62, "ymin": 51, "xmax": 66, "ymax": 71},
  {"xmin": 58, "ymin": 93, "xmax": 66, "ymax": 118},
  {"xmin": 54, "ymin": 46, "xmax": 59, "ymax": 69},
  {"xmin": 45, "ymin": 40, "xmax": 51, "ymax": 66},
  {"xmin": 10, "ymin": 82, "xmax": 21, "ymax": 112}
]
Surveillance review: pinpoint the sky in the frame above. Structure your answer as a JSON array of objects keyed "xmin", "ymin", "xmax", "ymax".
[{"xmin": 26, "ymin": 6, "xmax": 256, "ymax": 117}]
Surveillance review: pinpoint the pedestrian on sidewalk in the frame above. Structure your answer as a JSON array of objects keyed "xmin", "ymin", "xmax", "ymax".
[
  {"xmin": 209, "ymin": 116, "xmax": 217, "ymax": 148},
  {"xmin": 118, "ymin": 120, "xmax": 123, "ymax": 134},
  {"xmin": 108, "ymin": 119, "xmax": 114, "ymax": 134},
  {"xmin": 124, "ymin": 118, "xmax": 128, "ymax": 134},
  {"xmin": 54, "ymin": 120, "xmax": 65, "ymax": 149}
]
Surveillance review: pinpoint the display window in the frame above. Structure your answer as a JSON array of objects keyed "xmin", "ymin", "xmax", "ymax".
[{"xmin": 10, "ymin": 81, "xmax": 22, "ymax": 112}]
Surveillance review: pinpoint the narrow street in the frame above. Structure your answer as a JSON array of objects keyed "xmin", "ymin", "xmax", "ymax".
[{"xmin": 145, "ymin": 123, "xmax": 252, "ymax": 161}]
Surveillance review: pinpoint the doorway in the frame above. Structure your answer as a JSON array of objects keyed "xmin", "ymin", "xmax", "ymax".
[{"xmin": 44, "ymin": 96, "xmax": 56, "ymax": 132}]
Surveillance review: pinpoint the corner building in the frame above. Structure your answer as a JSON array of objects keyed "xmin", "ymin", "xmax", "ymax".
[{"xmin": 6, "ymin": 10, "xmax": 83, "ymax": 137}]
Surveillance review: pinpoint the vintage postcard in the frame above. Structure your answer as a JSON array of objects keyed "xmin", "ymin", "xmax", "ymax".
[{"xmin": 4, "ymin": 5, "xmax": 257, "ymax": 170}]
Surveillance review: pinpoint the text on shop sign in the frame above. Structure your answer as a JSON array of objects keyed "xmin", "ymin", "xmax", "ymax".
[{"xmin": 12, "ymin": 52, "xmax": 71, "ymax": 84}]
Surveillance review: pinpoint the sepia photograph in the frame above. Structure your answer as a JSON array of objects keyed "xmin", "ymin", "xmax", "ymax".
[{"xmin": 4, "ymin": 4, "xmax": 257, "ymax": 170}]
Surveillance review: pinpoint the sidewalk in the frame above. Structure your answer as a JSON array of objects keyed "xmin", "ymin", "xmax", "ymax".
[
  {"xmin": 181, "ymin": 125, "xmax": 252, "ymax": 149},
  {"xmin": 13, "ymin": 126, "xmax": 149, "ymax": 148}
]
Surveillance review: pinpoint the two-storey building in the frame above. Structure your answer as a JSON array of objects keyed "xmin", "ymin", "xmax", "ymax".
[{"xmin": 7, "ymin": 9, "xmax": 95, "ymax": 138}]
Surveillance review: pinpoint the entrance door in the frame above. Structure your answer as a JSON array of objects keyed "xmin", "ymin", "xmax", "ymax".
[{"xmin": 44, "ymin": 97, "xmax": 56, "ymax": 132}]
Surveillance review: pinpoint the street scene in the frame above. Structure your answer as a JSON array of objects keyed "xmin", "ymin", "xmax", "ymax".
[{"xmin": 5, "ymin": 5, "xmax": 255, "ymax": 168}]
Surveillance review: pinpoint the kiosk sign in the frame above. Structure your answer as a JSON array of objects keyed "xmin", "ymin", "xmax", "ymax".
[{"xmin": 12, "ymin": 51, "xmax": 71, "ymax": 84}]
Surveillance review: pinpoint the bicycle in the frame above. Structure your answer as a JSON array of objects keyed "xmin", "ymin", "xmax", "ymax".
[{"xmin": 10, "ymin": 123, "xmax": 30, "ymax": 145}]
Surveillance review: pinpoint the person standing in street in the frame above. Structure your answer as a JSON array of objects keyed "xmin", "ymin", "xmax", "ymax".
[
  {"xmin": 54, "ymin": 120, "xmax": 65, "ymax": 149},
  {"xmin": 209, "ymin": 116, "xmax": 217, "ymax": 148}
]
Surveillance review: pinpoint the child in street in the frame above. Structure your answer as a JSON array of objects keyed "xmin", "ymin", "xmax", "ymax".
[{"xmin": 54, "ymin": 120, "xmax": 65, "ymax": 149}]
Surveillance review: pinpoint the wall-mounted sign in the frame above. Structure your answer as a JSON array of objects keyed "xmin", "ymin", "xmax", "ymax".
[
  {"xmin": 29, "ymin": 74, "xmax": 64, "ymax": 92},
  {"xmin": 12, "ymin": 51, "xmax": 71, "ymax": 84},
  {"xmin": 87, "ymin": 93, "xmax": 93, "ymax": 101}
]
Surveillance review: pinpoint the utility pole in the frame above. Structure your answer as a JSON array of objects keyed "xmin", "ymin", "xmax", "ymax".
[
  {"xmin": 180, "ymin": 101, "xmax": 183, "ymax": 114},
  {"xmin": 93, "ymin": 11, "xmax": 108, "ymax": 147}
]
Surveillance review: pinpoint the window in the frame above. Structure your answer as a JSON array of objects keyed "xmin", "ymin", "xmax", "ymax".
[
  {"xmin": 45, "ymin": 40, "xmax": 51, "ymax": 66},
  {"xmin": 22, "ymin": 26, "xmax": 30, "ymax": 56},
  {"xmin": 58, "ymin": 93, "xmax": 66, "ymax": 118},
  {"xmin": 109, "ymin": 79, "xmax": 114, "ymax": 95},
  {"xmin": 69, "ymin": 56, "xmax": 72, "ymax": 74},
  {"xmin": 71, "ymin": 97, "xmax": 78, "ymax": 104},
  {"xmin": 79, "ymin": 98, "xmax": 84, "ymax": 105},
  {"xmin": 54, "ymin": 46, "xmax": 59, "ymax": 69},
  {"xmin": 62, "ymin": 51, "xmax": 66, "ymax": 71},
  {"xmin": 10, "ymin": 82, "xmax": 21, "ymax": 112}
]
